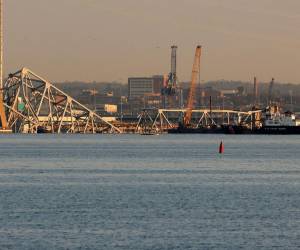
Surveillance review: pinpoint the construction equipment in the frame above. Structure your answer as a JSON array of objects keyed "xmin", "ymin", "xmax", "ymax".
[
  {"xmin": 0, "ymin": 92, "xmax": 7, "ymax": 129},
  {"xmin": 162, "ymin": 45, "xmax": 179, "ymax": 108},
  {"xmin": 0, "ymin": 0, "xmax": 8, "ymax": 130},
  {"xmin": 183, "ymin": 45, "xmax": 202, "ymax": 127},
  {"xmin": 162, "ymin": 45, "xmax": 178, "ymax": 96}
]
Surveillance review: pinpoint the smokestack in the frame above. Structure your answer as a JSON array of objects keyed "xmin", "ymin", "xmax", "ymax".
[
  {"xmin": 253, "ymin": 77, "xmax": 259, "ymax": 106},
  {"xmin": 268, "ymin": 78, "xmax": 274, "ymax": 105}
]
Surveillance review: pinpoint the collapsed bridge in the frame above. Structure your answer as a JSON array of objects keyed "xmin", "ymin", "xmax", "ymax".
[{"xmin": 1, "ymin": 68, "xmax": 121, "ymax": 133}]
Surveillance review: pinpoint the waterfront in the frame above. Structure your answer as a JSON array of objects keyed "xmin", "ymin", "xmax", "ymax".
[{"xmin": 0, "ymin": 134, "xmax": 300, "ymax": 249}]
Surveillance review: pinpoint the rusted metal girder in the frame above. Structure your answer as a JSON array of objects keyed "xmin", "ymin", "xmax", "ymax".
[{"xmin": 136, "ymin": 108, "xmax": 262, "ymax": 133}]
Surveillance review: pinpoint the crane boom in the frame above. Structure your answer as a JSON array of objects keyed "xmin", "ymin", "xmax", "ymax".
[
  {"xmin": 0, "ymin": 0, "xmax": 8, "ymax": 129},
  {"xmin": 184, "ymin": 45, "xmax": 202, "ymax": 126}
]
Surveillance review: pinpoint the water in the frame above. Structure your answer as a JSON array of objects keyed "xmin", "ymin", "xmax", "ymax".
[{"xmin": 0, "ymin": 134, "xmax": 299, "ymax": 249}]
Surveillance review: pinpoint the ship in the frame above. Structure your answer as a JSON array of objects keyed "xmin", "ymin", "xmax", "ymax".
[
  {"xmin": 254, "ymin": 107, "xmax": 300, "ymax": 134},
  {"xmin": 224, "ymin": 106, "xmax": 300, "ymax": 135}
]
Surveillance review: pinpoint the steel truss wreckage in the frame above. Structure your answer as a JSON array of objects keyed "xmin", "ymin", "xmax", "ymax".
[
  {"xmin": 136, "ymin": 108, "xmax": 262, "ymax": 133},
  {"xmin": 3, "ymin": 68, "xmax": 121, "ymax": 133}
]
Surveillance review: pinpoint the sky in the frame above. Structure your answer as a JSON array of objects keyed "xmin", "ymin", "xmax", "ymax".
[{"xmin": 4, "ymin": 0, "xmax": 300, "ymax": 83}]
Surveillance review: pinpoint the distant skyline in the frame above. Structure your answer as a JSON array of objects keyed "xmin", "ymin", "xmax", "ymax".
[{"xmin": 4, "ymin": 0, "xmax": 300, "ymax": 83}]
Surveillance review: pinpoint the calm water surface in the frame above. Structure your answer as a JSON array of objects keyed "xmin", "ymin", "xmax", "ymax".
[{"xmin": 0, "ymin": 134, "xmax": 299, "ymax": 249}]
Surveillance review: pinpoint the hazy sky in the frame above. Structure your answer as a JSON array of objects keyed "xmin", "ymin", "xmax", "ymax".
[{"xmin": 4, "ymin": 0, "xmax": 300, "ymax": 83}]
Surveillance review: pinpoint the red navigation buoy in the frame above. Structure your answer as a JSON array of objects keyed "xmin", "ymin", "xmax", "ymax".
[{"xmin": 219, "ymin": 141, "xmax": 224, "ymax": 154}]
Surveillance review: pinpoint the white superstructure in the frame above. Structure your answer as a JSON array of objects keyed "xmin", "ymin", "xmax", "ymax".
[{"xmin": 264, "ymin": 106, "xmax": 299, "ymax": 127}]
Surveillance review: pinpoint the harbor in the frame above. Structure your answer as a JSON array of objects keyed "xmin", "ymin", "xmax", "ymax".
[
  {"xmin": 1, "ymin": 50, "xmax": 299, "ymax": 135},
  {"xmin": 0, "ymin": 3, "xmax": 299, "ymax": 135},
  {"xmin": 2, "ymin": 1, "xmax": 300, "ymax": 249}
]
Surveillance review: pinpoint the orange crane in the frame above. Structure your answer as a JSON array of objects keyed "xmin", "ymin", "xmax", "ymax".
[
  {"xmin": 0, "ymin": 91, "xmax": 7, "ymax": 129},
  {"xmin": 0, "ymin": 0, "xmax": 7, "ymax": 130},
  {"xmin": 183, "ymin": 45, "xmax": 202, "ymax": 127}
]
